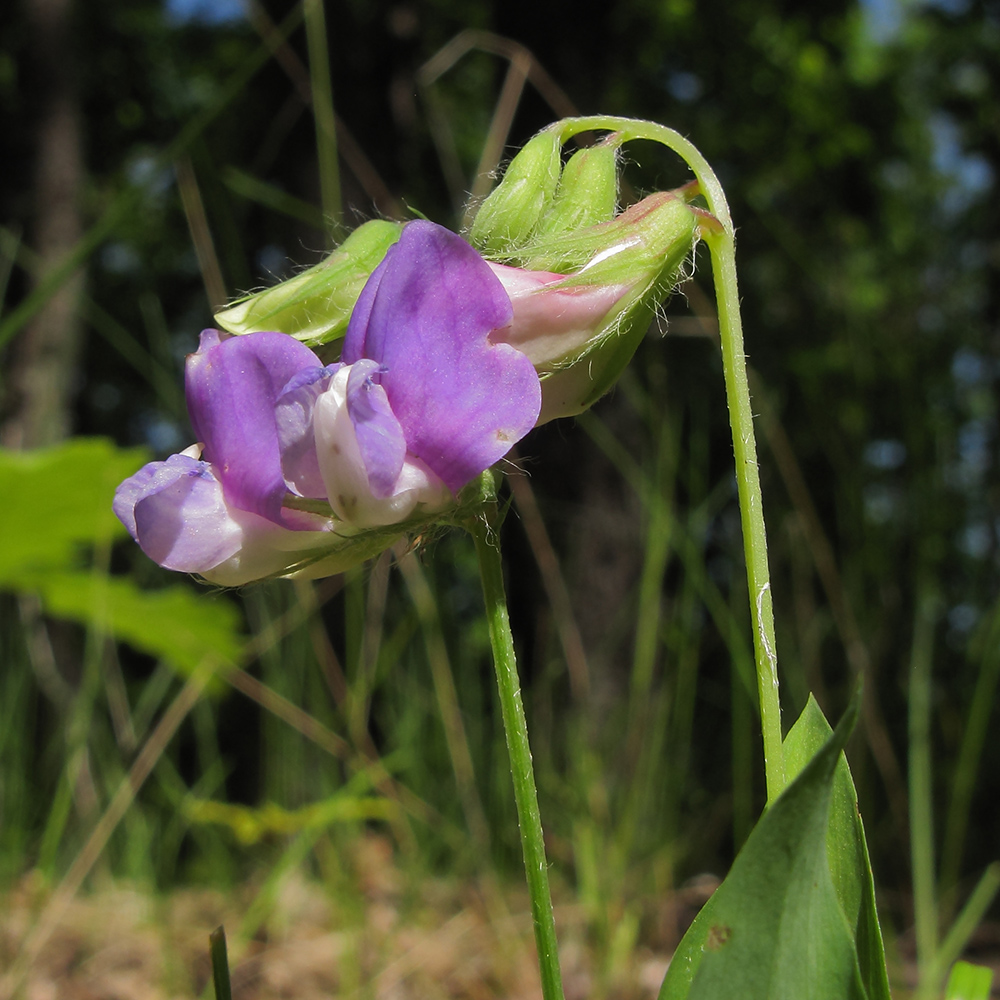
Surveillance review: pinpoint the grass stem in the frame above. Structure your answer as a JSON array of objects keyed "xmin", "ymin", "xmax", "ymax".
[{"xmin": 909, "ymin": 593, "xmax": 939, "ymax": 984}]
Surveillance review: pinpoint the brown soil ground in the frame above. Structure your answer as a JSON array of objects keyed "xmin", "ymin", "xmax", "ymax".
[
  {"xmin": 2, "ymin": 836, "xmax": 998, "ymax": 999},
  {"xmin": 0, "ymin": 836, "xmax": 697, "ymax": 1000}
]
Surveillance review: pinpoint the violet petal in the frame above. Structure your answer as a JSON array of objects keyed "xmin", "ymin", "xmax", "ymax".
[
  {"xmin": 354, "ymin": 221, "xmax": 541, "ymax": 493},
  {"xmin": 184, "ymin": 329, "xmax": 323, "ymax": 524},
  {"xmin": 346, "ymin": 359, "xmax": 407, "ymax": 498},
  {"xmin": 116, "ymin": 454, "xmax": 243, "ymax": 572},
  {"xmin": 342, "ymin": 250, "xmax": 389, "ymax": 363}
]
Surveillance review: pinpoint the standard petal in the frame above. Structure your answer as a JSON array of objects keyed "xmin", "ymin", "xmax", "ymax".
[
  {"xmin": 356, "ymin": 221, "xmax": 541, "ymax": 493},
  {"xmin": 184, "ymin": 329, "xmax": 323, "ymax": 524},
  {"xmin": 342, "ymin": 249, "xmax": 389, "ymax": 363},
  {"xmin": 346, "ymin": 359, "xmax": 406, "ymax": 499}
]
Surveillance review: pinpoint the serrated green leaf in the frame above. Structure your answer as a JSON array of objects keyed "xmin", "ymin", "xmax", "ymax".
[
  {"xmin": 659, "ymin": 696, "xmax": 867, "ymax": 1000},
  {"xmin": 945, "ymin": 960, "xmax": 994, "ymax": 1000},
  {"xmin": 784, "ymin": 696, "xmax": 892, "ymax": 1000}
]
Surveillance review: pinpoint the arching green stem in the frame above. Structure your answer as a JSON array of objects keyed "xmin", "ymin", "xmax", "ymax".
[{"xmin": 554, "ymin": 116, "xmax": 786, "ymax": 803}]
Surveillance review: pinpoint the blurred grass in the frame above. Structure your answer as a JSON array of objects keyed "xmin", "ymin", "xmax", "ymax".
[{"xmin": 1, "ymin": 1, "xmax": 999, "ymax": 996}]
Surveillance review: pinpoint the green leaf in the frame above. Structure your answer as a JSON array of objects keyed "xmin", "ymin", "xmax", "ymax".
[
  {"xmin": 0, "ymin": 438, "xmax": 148, "ymax": 577},
  {"xmin": 0, "ymin": 439, "xmax": 243, "ymax": 677},
  {"xmin": 658, "ymin": 696, "xmax": 867, "ymax": 1000},
  {"xmin": 209, "ymin": 926, "xmax": 234, "ymax": 1000},
  {"xmin": 20, "ymin": 570, "xmax": 243, "ymax": 676},
  {"xmin": 945, "ymin": 961, "xmax": 994, "ymax": 1000},
  {"xmin": 784, "ymin": 696, "xmax": 892, "ymax": 1000}
]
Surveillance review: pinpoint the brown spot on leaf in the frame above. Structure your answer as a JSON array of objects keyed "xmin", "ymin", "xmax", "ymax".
[{"xmin": 705, "ymin": 924, "xmax": 732, "ymax": 951}]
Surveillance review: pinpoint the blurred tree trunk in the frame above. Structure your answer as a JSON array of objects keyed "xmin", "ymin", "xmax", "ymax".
[{"xmin": 1, "ymin": 0, "xmax": 84, "ymax": 449}]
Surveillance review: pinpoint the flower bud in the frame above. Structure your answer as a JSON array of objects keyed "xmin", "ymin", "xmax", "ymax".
[
  {"xmin": 214, "ymin": 219, "xmax": 402, "ymax": 347},
  {"xmin": 488, "ymin": 188, "xmax": 710, "ymax": 422},
  {"xmin": 537, "ymin": 137, "xmax": 620, "ymax": 236},
  {"xmin": 469, "ymin": 130, "xmax": 563, "ymax": 256}
]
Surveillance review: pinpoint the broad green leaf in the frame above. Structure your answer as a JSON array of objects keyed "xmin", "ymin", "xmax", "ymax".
[
  {"xmin": 0, "ymin": 439, "xmax": 243, "ymax": 678},
  {"xmin": 945, "ymin": 961, "xmax": 994, "ymax": 1000},
  {"xmin": 784, "ymin": 696, "xmax": 892, "ymax": 1000},
  {"xmin": 659, "ymin": 697, "xmax": 866, "ymax": 1000},
  {"xmin": 0, "ymin": 438, "xmax": 148, "ymax": 577},
  {"xmin": 19, "ymin": 570, "xmax": 243, "ymax": 676}
]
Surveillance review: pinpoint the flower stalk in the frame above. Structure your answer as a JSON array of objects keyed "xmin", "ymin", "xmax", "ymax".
[
  {"xmin": 546, "ymin": 116, "xmax": 786, "ymax": 803},
  {"xmin": 465, "ymin": 483, "xmax": 565, "ymax": 1000}
]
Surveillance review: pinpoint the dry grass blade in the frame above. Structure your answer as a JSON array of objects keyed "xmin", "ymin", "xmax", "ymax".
[
  {"xmin": 243, "ymin": 0, "xmax": 401, "ymax": 220},
  {"xmin": 395, "ymin": 543, "xmax": 492, "ymax": 852},
  {"xmin": 223, "ymin": 666, "xmax": 351, "ymax": 760},
  {"xmin": 176, "ymin": 154, "xmax": 228, "ymax": 311},
  {"xmin": 416, "ymin": 30, "xmax": 579, "ymax": 220},
  {"xmin": 465, "ymin": 50, "xmax": 532, "ymax": 220},
  {"xmin": 416, "ymin": 30, "xmax": 577, "ymax": 118},
  {"xmin": 505, "ymin": 454, "xmax": 591, "ymax": 702}
]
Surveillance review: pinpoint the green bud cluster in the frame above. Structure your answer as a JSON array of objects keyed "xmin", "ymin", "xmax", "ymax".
[
  {"xmin": 214, "ymin": 219, "xmax": 401, "ymax": 347},
  {"xmin": 536, "ymin": 137, "xmax": 620, "ymax": 237},
  {"xmin": 469, "ymin": 130, "xmax": 565, "ymax": 256},
  {"xmin": 536, "ymin": 191, "xmax": 703, "ymax": 417},
  {"xmin": 524, "ymin": 187, "xmax": 699, "ymax": 279}
]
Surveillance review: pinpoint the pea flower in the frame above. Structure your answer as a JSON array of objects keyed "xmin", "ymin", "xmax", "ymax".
[{"xmin": 114, "ymin": 222, "xmax": 541, "ymax": 585}]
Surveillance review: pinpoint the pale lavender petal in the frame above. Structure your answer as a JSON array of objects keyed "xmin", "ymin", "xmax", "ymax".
[
  {"xmin": 346, "ymin": 359, "xmax": 406, "ymax": 498},
  {"xmin": 113, "ymin": 459, "xmax": 165, "ymax": 539},
  {"xmin": 196, "ymin": 506, "xmax": 340, "ymax": 586},
  {"xmin": 314, "ymin": 368, "xmax": 450, "ymax": 528},
  {"xmin": 275, "ymin": 363, "xmax": 341, "ymax": 498},
  {"xmin": 115, "ymin": 454, "xmax": 242, "ymax": 572},
  {"xmin": 353, "ymin": 221, "xmax": 541, "ymax": 493},
  {"xmin": 184, "ymin": 329, "xmax": 323, "ymax": 524}
]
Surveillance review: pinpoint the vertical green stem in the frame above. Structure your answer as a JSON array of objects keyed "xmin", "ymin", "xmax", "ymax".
[
  {"xmin": 466, "ymin": 501, "xmax": 565, "ymax": 1000},
  {"xmin": 553, "ymin": 115, "xmax": 785, "ymax": 801}
]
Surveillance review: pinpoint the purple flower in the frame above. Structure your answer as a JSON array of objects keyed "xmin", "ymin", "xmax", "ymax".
[{"xmin": 114, "ymin": 222, "xmax": 541, "ymax": 584}]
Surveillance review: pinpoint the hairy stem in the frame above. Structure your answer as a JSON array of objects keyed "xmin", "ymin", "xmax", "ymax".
[
  {"xmin": 555, "ymin": 115, "xmax": 785, "ymax": 801},
  {"xmin": 466, "ymin": 495, "xmax": 565, "ymax": 1000}
]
